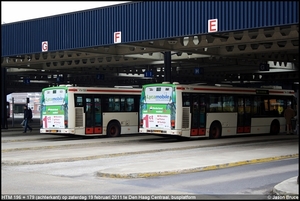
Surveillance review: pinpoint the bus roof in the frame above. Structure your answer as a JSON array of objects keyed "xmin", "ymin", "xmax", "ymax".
[
  {"xmin": 42, "ymin": 85, "xmax": 142, "ymax": 94},
  {"xmin": 142, "ymin": 82, "xmax": 295, "ymax": 96}
]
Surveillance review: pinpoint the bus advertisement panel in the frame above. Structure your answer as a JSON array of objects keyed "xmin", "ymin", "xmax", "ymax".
[
  {"xmin": 41, "ymin": 87, "xmax": 67, "ymax": 129},
  {"xmin": 140, "ymin": 86, "xmax": 174, "ymax": 129}
]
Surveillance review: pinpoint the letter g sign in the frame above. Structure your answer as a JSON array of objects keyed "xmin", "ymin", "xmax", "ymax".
[{"xmin": 42, "ymin": 41, "xmax": 48, "ymax": 52}]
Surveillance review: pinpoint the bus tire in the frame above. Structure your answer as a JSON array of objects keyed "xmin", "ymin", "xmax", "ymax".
[
  {"xmin": 107, "ymin": 121, "xmax": 121, "ymax": 137},
  {"xmin": 270, "ymin": 120, "xmax": 280, "ymax": 135},
  {"xmin": 209, "ymin": 121, "xmax": 222, "ymax": 139}
]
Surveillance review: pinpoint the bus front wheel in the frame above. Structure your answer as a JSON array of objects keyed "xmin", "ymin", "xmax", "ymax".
[
  {"xmin": 107, "ymin": 121, "xmax": 121, "ymax": 137},
  {"xmin": 209, "ymin": 122, "xmax": 222, "ymax": 139}
]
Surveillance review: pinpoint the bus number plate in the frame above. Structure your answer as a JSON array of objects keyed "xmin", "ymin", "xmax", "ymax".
[{"xmin": 50, "ymin": 130, "xmax": 57, "ymax": 133}]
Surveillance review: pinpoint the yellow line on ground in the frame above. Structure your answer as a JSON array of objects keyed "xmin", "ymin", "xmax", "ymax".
[{"xmin": 96, "ymin": 154, "xmax": 299, "ymax": 179}]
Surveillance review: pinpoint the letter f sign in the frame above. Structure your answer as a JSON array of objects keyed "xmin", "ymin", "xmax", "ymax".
[{"xmin": 114, "ymin": 31, "xmax": 121, "ymax": 43}]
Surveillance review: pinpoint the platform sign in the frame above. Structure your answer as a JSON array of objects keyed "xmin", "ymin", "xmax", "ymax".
[
  {"xmin": 208, "ymin": 19, "xmax": 218, "ymax": 33},
  {"xmin": 144, "ymin": 70, "xmax": 153, "ymax": 77},
  {"xmin": 96, "ymin": 74, "xmax": 105, "ymax": 80},
  {"xmin": 114, "ymin": 31, "xmax": 121, "ymax": 43},
  {"xmin": 42, "ymin": 41, "xmax": 48, "ymax": 52},
  {"xmin": 259, "ymin": 63, "xmax": 270, "ymax": 71},
  {"xmin": 23, "ymin": 78, "xmax": 30, "ymax": 84},
  {"xmin": 194, "ymin": 67, "xmax": 204, "ymax": 75}
]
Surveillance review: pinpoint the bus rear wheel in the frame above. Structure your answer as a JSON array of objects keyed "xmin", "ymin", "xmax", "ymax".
[
  {"xmin": 107, "ymin": 121, "xmax": 121, "ymax": 137},
  {"xmin": 209, "ymin": 122, "xmax": 222, "ymax": 139}
]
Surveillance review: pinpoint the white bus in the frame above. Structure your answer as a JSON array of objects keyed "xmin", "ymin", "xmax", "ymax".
[
  {"xmin": 40, "ymin": 85, "xmax": 141, "ymax": 137},
  {"xmin": 139, "ymin": 82, "xmax": 296, "ymax": 139}
]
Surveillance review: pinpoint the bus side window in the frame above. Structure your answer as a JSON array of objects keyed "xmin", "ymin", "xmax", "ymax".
[
  {"xmin": 113, "ymin": 97, "xmax": 120, "ymax": 111},
  {"xmin": 95, "ymin": 98, "xmax": 101, "ymax": 125},
  {"xmin": 209, "ymin": 95, "xmax": 222, "ymax": 112},
  {"xmin": 182, "ymin": 93, "xmax": 190, "ymax": 107},
  {"xmin": 120, "ymin": 98, "xmax": 126, "ymax": 111},
  {"xmin": 263, "ymin": 99, "xmax": 269, "ymax": 115},
  {"xmin": 114, "ymin": 104, "xmax": 120, "ymax": 111},
  {"xmin": 126, "ymin": 97, "xmax": 134, "ymax": 111},
  {"xmin": 103, "ymin": 97, "xmax": 112, "ymax": 112},
  {"xmin": 95, "ymin": 107, "xmax": 101, "ymax": 125},
  {"xmin": 252, "ymin": 104, "xmax": 258, "ymax": 115},
  {"xmin": 223, "ymin": 95, "xmax": 235, "ymax": 112},
  {"xmin": 75, "ymin": 96, "xmax": 83, "ymax": 107}
]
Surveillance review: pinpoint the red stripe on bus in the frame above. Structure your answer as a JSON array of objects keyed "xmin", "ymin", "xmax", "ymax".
[
  {"xmin": 176, "ymin": 87, "xmax": 254, "ymax": 93},
  {"xmin": 68, "ymin": 89, "xmax": 77, "ymax": 91},
  {"xmin": 193, "ymin": 88, "xmax": 252, "ymax": 93},
  {"xmin": 176, "ymin": 87, "xmax": 294, "ymax": 94},
  {"xmin": 85, "ymin": 89, "xmax": 141, "ymax": 93},
  {"xmin": 269, "ymin": 90, "xmax": 294, "ymax": 94}
]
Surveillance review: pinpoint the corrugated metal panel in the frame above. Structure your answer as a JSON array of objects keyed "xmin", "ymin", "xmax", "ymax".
[{"xmin": 2, "ymin": 1, "xmax": 299, "ymax": 57}]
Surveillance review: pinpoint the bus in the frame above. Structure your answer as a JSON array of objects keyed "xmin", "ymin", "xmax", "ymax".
[
  {"xmin": 139, "ymin": 82, "xmax": 296, "ymax": 139},
  {"xmin": 40, "ymin": 85, "xmax": 141, "ymax": 137}
]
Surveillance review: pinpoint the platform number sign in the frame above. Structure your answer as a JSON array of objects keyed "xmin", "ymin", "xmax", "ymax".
[
  {"xmin": 114, "ymin": 32, "xmax": 121, "ymax": 43},
  {"xmin": 208, "ymin": 19, "xmax": 218, "ymax": 33},
  {"xmin": 259, "ymin": 63, "xmax": 270, "ymax": 71},
  {"xmin": 42, "ymin": 41, "xmax": 48, "ymax": 52}
]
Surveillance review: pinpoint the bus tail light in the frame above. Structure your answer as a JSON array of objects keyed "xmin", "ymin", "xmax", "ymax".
[
  {"xmin": 171, "ymin": 120, "xmax": 175, "ymax": 128},
  {"xmin": 64, "ymin": 120, "xmax": 68, "ymax": 128},
  {"xmin": 140, "ymin": 119, "xmax": 143, "ymax": 127}
]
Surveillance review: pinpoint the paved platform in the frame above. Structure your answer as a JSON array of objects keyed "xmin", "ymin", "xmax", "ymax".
[
  {"xmin": 273, "ymin": 176, "xmax": 299, "ymax": 195},
  {"xmin": 2, "ymin": 121, "xmax": 299, "ymax": 195}
]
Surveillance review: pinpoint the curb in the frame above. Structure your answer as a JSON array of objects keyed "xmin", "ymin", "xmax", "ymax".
[
  {"xmin": 96, "ymin": 154, "xmax": 299, "ymax": 178},
  {"xmin": 273, "ymin": 176, "xmax": 299, "ymax": 196}
]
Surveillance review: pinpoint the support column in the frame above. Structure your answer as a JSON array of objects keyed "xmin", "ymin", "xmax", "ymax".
[
  {"xmin": 164, "ymin": 51, "xmax": 171, "ymax": 83},
  {"xmin": 1, "ymin": 67, "xmax": 8, "ymax": 129}
]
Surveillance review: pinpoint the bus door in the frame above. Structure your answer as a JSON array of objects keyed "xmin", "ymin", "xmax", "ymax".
[
  {"xmin": 84, "ymin": 96, "xmax": 102, "ymax": 134},
  {"xmin": 237, "ymin": 97, "xmax": 251, "ymax": 133},
  {"xmin": 190, "ymin": 95, "xmax": 206, "ymax": 136}
]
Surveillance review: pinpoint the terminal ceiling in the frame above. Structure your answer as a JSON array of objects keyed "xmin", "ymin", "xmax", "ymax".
[{"xmin": 3, "ymin": 24, "xmax": 299, "ymax": 93}]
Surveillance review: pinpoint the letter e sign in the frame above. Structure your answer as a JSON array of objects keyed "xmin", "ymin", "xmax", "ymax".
[{"xmin": 208, "ymin": 19, "xmax": 218, "ymax": 33}]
